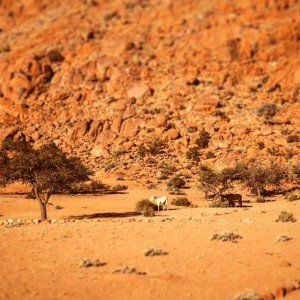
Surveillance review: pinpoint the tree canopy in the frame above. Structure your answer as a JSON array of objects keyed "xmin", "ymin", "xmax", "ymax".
[{"xmin": 0, "ymin": 140, "xmax": 94, "ymax": 220}]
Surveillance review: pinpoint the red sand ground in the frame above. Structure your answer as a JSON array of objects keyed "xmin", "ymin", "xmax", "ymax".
[{"xmin": 0, "ymin": 178, "xmax": 300, "ymax": 300}]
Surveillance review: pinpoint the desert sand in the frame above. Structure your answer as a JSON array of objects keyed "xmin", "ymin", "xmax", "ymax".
[{"xmin": 0, "ymin": 178, "xmax": 299, "ymax": 300}]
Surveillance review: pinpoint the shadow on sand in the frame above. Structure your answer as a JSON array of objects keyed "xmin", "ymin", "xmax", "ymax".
[{"xmin": 68, "ymin": 211, "xmax": 142, "ymax": 220}]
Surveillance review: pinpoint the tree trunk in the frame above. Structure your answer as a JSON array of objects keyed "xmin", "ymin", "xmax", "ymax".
[
  {"xmin": 39, "ymin": 202, "xmax": 47, "ymax": 221},
  {"xmin": 257, "ymin": 188, "xmax": 261, "ymax": 197}
]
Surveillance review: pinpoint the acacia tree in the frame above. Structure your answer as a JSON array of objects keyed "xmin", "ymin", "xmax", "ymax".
[
  {"xmin": 242, "ymin": 161, "xmax": 286, "ymax": 196},
  {"xmin": 198, "ymin": 164, "xmax": 245, "ymax": 200},
  {"xmin": 1, "ymin": 140, "xmax": 94, "ymax": 221}
]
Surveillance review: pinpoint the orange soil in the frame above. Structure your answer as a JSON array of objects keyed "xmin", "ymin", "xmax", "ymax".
[{"xmin": 0, "ymin": 178, "xmax": 300, "ymax": 300}]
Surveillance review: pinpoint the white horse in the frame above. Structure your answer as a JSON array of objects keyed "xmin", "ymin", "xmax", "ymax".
[{"xmin": 150, "ymin": 196, "xmax": 169, "ymax": 211}]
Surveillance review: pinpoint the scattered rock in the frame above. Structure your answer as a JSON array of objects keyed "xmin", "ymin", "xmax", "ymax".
[
  {"xmin": 79, "ymin": 258, "xmax": 106, "ymax": 268},
  {"xmin": 112, "ymin": 266, "xmax": 146, "ymax": 275},
  {"xmin": 211, "ymin": 232, "xmax": 242, "ymax": 242},
  {"xmin": 143, "ymin": 247, "xmax": 168, "ymax": 256}
]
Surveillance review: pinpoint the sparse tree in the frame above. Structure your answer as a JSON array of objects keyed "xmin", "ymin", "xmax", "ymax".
[
  {"xmin": 242, "ymin": 161, "xmax": 286, "ymax": 196},
  {"xmin": 198, "ymin": 164, "xmax": 246, "ymax": 200},
  {"xmin": 0, "ymin": 140, "xmax": 93, "ymax": 221},
  {"xmin": 257, "ymin": 103, "xmax": 279, "ymax": 125}
]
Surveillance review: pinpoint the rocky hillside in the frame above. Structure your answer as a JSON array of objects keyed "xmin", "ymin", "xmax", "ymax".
[{"xmin": 1, "ymin": 0, "xmax": 300, "ymax": 185}]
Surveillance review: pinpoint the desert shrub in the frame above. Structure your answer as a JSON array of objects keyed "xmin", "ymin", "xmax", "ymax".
[
  {"xmin": 287, "ymin": 135, "xmax": 300, "ymax": 143},
  {"xmin": 171, "ymin": 197, "xmax": 191, "ymax": 206},
  {"xmin": 101, "ymin": 161, "xmax": 115, "ymax": 171},
  {"xmin": 47, "ymin": 50, "xmax": 65, "ymax": 63},
  {"xmin": 168, "ymin": 188, "xmax": 186, "ymax": 195},
  {"xmin": 195, "ymin": 130, "xmax": 211, "ymax": 149},
  {"xmin": 147, "ymin": 184, "xmax": 157, "ymax": 189},
  {"xmin": 257, "ymin": 103, "xmax": 279, "ymax": 125},
  {"xmin": 213, "ymin": 110, "xmax": 228, "ymax": 121},
  {"xmin": 186, "ymin": 146, "xmax": 200, "ymax": 161},
  {"xmin": 211, "ymin": 231, "xmax": 242, "ymax": 242},
  {"xmin": 286, "ymin": 193, "xmax": 299, "ymax": 201},
  {"xmin": 267, "ymin": 146, "xmax": 280, "ymax": 156},
  {"xmin": 206, "ymin": 151, "xmax": 215, "ymax": 159},
  {"xmin": 275, "ymin": 211, "xmax": 297, "ymax": 223},
  {"xmin": 88, "ymin": 180, "xmax": 104, "ymax": 190},
  {"xmin": 135, "ymin": 199, "xmax": 156, "ymax": 216},
  {"xmin": 227, "ymin": 289, "xmax": 261, "ymax": 300},
  {"xmin": 186, "ymin": 126, "xmax": 197, "ymax": 133},
  {"xmin": 1, "ymin": 45, "xmax": 11, "ymax": 53},
  {"xmin": 116, "ymin": 176, "xmax": 125, "ymax": 181},
  {"xmin": 256, "ymin": 141, "xmax": 265, "ymax": 150},
  {"xmin": 136, "ymin": 145, "xmax": 146, "ymax": 158},
  {"xmin": 208, "ymin": 199, "xmax": 231, "ymax": 208},
  {"xmin": 114, "ymin": 149, "xmax": 127, "ymax": 157},
  {"xmin": 145, "ymin": 158, "xmax": 157, "ymax": 165},
  {"xmin": 254, "ymin": 196, "xmax": 266, "ymax": 203},
  {"xmin": 112, "ymin": 184, "xmax": 128, "ymax": 191},
  {"xmin": 143, "ymin": 247, "xmax": 167, "ymax": 256},
  {"xmin": 148, "ymin": 138, "xmax": 163, "ymax": 155},
  {"xmin": 275, "ymin": 234, "xmax": 291, "ymax": 242},
  {"xmin": 157, "ymin": 161, "xmax": 177, "ymax": 179},
  {"xmin": 167, "ymin": 174, "xmax": 185, "ymax": 189}
]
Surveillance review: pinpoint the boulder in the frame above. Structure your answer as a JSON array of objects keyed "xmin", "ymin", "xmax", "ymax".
[
  {"xmin": 120, "ymin": 117, "xmax": 144, "ymax": 137},
  {"xmin": 147, "ymin": 114, "xmax": 168, "ymax": 129},
  {"xmin": 127, "ymin": 84, "xmax": 152, "ymax": 101},
  {"xmin": 231, "ymin": 124, "xmax": 250, "ymax": 136},
  {"xmin": 70, "ymin": 120, "xmax": 90, "ymax": 143},
  {"xmin": 95, "ymin": 130, "xmax": 117, "ymax": 146},
  {"xmin": 91, "ymin": 144, "xmax": 110, "ymax": 158},
  {"xmin": 166, "ymin": 128, "xmax": 179, "ymax": 140},
  {"xmin": 273, "ymin": 136, "xmax": 288, "ymax": 146}
]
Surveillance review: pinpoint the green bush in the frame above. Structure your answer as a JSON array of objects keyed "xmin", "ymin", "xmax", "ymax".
[
  {"xmin": 254, "ymin": 196, "xmax": 266, "ymax": 203},
  {"xmin": 257, "ymin": 103, "xmax": 278, "ymax": 125},
  {"xmin": 206, "ymin": 151, "xmax": 215, "ymax": 159},
  {"xmin": 186, "ymin": 147, "xmax": 200, "ymax": 161},
  {"xmin": 208, "ymin": 199, "xmax": 230, "ymax": 208},
  {"xmin": 171, "ymin": 197, "xmax": 191, "ymax": 206},
  {"xmin": 195, "ymin": 130, "xmax": 210, "ymax": 149},
  {"xmin": 148, "ymin": 138, "xmax": 163, "ymax": 155},
  {"xmin": 286, "ymin": 193, "xmax": 300, "ymax": 201},
  {"xmin": 112, "ymin": 184, "xmax": 128, "ymax": 191},
  {"xmin": 114, "ymin": 149, "xmax": 127, "ymax": 157},
  {"xmin": 167, "ymin": 175, "xmax": 185, "ymax": 189},
  {"xmin": 275, "ymin": 211, "xmax": 297, "ymax": 223},
  {"xmin": 136, "ymin": 145, "xmax": 146, "ymax": 158},
  {"xmin": 287, "ymin": 135, "xmax": 300, "ymax": 143},
  {"xmin": 135, "ymin": 199, "xmax": 156, "ymax": 216}
]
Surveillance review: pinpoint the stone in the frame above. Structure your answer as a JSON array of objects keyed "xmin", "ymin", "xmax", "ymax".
[
  {"xmin": 231, "ymin": 124, "xmax": 249, "ymax": 136},
  {"xmin": 91, "ymin": 144, "xmax": 110, "ymax": 158},
  {"xmin": 95, "ymin": 130, "xmax": 117, "ymax": 146},
  {"xmin": 147, "ymin": 114, "xmax": 168, "ymax": 129},
  {"xmin": 260, "ymin": 127, "xmax": 274, "ymax": 136},
  {"xmin": 274, "ymin": 287, "xmax": 286, "ymax": 298},
  {"xmin": 127, "ymin": 84, "xmax": 152, "ymax": 101},
  {"xmin": 279, "ymin": 261, "xmax": 291, "ymax": 267},
  {"xmin": 273, "ymin": 136, "xmax": 288, "ymax": 146},
  {"xmin": 262, "ymin": 293, "xmax": 275, "ymax": 300},
  {"xmin": 166, "ymin": 128, "xmax": 179, "ymax": 139},
  {"xmin": 70, "ymin": 120, "xmax": 90, "ymax": 143}
]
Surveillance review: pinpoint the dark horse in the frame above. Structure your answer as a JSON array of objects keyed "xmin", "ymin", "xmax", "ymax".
[{"xmin": 221, "ymin": 194, "xmax": 242, "ymax": 207}]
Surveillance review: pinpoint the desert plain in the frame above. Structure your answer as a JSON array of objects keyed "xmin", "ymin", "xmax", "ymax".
[
  {"xmin": 1, "ymin": 178, "xmax": 300, "ymax": 300},
  {"xmin": 1, "ymin": 0, "xmax": 300, "ymax": 299}
]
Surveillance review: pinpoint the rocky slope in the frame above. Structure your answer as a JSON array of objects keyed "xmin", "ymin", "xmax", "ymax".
[{"xmin": 1, "ymin": 0, "xmax": 300, "ymax": 185}]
